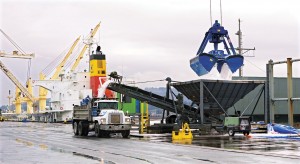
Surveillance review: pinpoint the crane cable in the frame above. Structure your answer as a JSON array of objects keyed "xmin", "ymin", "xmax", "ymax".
[
  {"xmin": 41, "ymin": 49, "xmax": 67, "ymax": 76},
  {"xmin": 41, "ymin": 40, "xmax": 81, "ymax": 77},
  {"xmin": 220, "ymin": 0, "xmax": 223, "ymax": 25},
  {"xmin": 126, "ymin": 78, "xmax": 182, "ymax": 85},
  {"xmin": 244, "ymin": 58, "xmax": 265, "ymax": 73},
  {"xmin": 64, "ymin": 42, "xmax": 85, "ymax": 71},
  {"xmin": 0, "ymin": 29, "xmax": 26, "ymax": 54},
  {"xmin": 209, "ymin": 0, "xmax": 223, "ymax": 26},
  {"xmin": 210, "ymin": 0, "xmax": 212, "ymax": 26},
  {"xmin": 27, "ymin": 59, "xmax": 31, "ymax": 80}
]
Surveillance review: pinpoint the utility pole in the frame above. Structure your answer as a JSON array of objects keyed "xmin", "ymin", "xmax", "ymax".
[
  {"xmin": 236, "ymin": 19, "xmax": 255, "ymax": 77},
  {"xmin": 237, "ymin": 19, "xmax": 243, "ymax": 76}
]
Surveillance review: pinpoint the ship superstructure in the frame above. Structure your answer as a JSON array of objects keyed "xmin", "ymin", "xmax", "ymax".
[{"xmin": 33, "ymin": 72, "xmax": 92, "ymax": 122}]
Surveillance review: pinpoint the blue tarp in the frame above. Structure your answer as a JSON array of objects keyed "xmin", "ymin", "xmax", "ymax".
[{"xmin": 268, "ymin": 123, "xmax": 300, "ymax": 134}]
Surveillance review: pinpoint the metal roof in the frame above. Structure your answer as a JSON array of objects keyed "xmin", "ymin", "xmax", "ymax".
[{"xmin": 171, "ymin": 79, "xmax": 265, "ymax": 115}]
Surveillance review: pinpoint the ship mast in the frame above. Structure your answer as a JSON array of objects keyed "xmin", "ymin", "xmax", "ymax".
[{"xmin": 236, "ymin": 19, "xmax": 255, "ymax": 77}]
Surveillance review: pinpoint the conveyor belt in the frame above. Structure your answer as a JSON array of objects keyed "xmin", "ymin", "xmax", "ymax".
[{"xmin": 108, "ymin": 83, "xmax": 197, "ymax": 115}]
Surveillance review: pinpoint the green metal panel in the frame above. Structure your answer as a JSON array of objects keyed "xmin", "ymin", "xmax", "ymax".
[
  {"xmin": 224, "ymin": 117, "xmax": 239, "ymax": 126},
  {"xmin": 117, "ymin": 93, "xmax": 137, "ymax": 115}
]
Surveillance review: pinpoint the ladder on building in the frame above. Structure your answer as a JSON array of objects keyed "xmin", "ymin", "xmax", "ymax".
[{"xmin": 139, "ymin": 102, "xmax": 149, "ymax": 134}]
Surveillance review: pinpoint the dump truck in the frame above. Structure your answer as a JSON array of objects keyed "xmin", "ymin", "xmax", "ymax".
[
  {"xmin": 72, "ymin": 97, "xmax": 131, "ymax": 138},
  {"xmin": 223, "ymin": 116, "xmax": 251, "ymax": 136}
]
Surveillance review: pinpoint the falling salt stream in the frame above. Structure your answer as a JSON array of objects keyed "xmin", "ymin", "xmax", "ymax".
[{"xmin": 198, "ymin": 63, "xmax": 232, "ymax": 80}]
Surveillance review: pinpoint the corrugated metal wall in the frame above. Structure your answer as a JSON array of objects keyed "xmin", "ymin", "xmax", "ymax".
[{"xmin": 227, "ymin": 77, "xmax": 300, "ymax": 123}]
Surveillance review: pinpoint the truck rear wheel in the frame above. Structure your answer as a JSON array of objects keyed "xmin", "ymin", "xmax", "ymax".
[
  {"xmin": 82, "ymin": 122, "xmax": 89, "ymax": 136},
  {"xmin": 243, "ymin": 131, "xmax": 250, "ymax": 136},
  {"xmin": 78, "ymin": 121, "xmax": 88, "ymax": 136},
  {"xmin": 122, "ymin": 130, "xmax": 130, "ymax": 138},
  {"xmin": 73, "ymin": 122, "xmax": 79, "ymax": 136}
]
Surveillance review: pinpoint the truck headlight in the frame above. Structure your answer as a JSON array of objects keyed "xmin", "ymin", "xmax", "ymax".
[
  {"xmin": 100, "ymin": 118, "xmax": 106, "ymax": 123},
  {"xmin": 125, "ymin": 118, "xmax": 131, "ymax": 123}
]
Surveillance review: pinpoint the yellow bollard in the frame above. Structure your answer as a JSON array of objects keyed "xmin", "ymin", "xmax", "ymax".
[{"xmin": 172, "ymin": 123, "xmax": 193, "ymax": 140}]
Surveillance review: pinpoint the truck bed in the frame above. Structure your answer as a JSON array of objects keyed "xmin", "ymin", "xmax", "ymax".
[{"xmin": 73, "ymin": 105, "xmax": 92, "ymax": 121}]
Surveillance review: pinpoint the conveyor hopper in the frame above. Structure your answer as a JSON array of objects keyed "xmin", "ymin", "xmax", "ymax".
[{"xmin": 171, "ymin": 79, "xmax": 265, "ymax": 116}]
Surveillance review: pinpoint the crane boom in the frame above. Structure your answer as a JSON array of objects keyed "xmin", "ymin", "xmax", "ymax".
[
  {"xmin": 71, "ymin": 44, "xmax": 88, "ymax": 72},
  {"xmin": 0, "ymin": 60, "xmax": 35, "ymax": 102},
  {"xmin": 71, "ymin": 22, "xmax": 100, "ymax": 72},
  {"xmin": 51, "ymin": 36, "xmax": 80, "ymax": 79},
  {"xmin": 0, "ymin": 51, "xmax": 35, "ymax": 59}
]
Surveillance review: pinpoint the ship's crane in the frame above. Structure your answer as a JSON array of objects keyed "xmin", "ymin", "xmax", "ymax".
[
  {"xmin": 51, "ymin": 36, "xmax": 81, "ymax": 79},
  {"xmin": 38, "ymin": 37, "xmax": 80, "ymax": 111},
  {"xmin": 40, "ymin": 22, "xmax": 100, "ymax": 80},
  {"xmin": 37, "ymin": 22, "xmax": 100, "ymax": 111},
  {"xmin": 0, "ymin": 55, "xmax": 35, "ymax": 102},
  {"xmin": 1, "ymin": 29, "xmax": 36, "ymax": 114}
]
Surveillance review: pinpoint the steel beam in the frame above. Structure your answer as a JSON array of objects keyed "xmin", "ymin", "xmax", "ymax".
[
  {"xmin": 199, "ymin": 81, "xmax": 204, "ymax": 124},
  {"xmin": 291, "ymin": 59, "xmax": 300, "ymax": 62},
  {"xmin": 266, "ymin": 60, "xmax": 274, "ymax": 123},
  {"xmin": 287, "ymin": 58, "xmax": 293, "ymax": 126},
  {"xmin": 273, "ymin": 98, "xmax": 288, "ymax": 101}
]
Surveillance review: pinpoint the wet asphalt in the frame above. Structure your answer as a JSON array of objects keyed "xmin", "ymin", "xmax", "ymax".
[{"xmin": 0, "ymin": 122, "xmax": 300, "ymax": 164}]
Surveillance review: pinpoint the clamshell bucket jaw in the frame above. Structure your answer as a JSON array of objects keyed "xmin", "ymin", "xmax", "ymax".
[{"xmin": 190, "ymin": 53, "xmax": 218, "ymax": 76}]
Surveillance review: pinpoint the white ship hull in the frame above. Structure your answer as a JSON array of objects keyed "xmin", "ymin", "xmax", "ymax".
[{"xmin": 33, "ymin": 72, "xmax": 92, "ymax": 122}]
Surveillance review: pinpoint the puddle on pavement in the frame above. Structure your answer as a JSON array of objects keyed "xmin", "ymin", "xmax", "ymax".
[
  {"xmin": 132, "ymin": 133, "xmax": 300, "ymax": 154},
  {"xmin": 73, "ymin": 152, "xmax": 115, "ymax": 164}
]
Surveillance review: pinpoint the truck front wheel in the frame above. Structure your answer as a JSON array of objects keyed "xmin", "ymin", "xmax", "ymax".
[
  {"xmin": 73, "ymin": 122, "xmax": 79, "ymax": 136},
  {"xmin": 95, "ymin": 123, "xmax": 102, "ymax": 137},
  {"xmin": 122, "ymin": 130, "xmax": 130, "ymax": 138}
]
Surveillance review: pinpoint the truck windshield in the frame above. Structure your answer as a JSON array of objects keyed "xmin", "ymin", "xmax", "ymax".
[{"xmin": 98, "ymin": 102, "xmax": 118, "ymax": 110}]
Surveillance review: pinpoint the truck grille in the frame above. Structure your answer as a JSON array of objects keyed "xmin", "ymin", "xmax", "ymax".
[{"xmin": 110, "ymin": 114, "xmax": 121, "ymax": 124}]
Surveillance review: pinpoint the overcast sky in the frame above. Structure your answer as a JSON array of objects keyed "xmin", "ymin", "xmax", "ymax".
[{"xmin": 1, "ymin": 0, "xmax": 299, "ymax": 105}]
